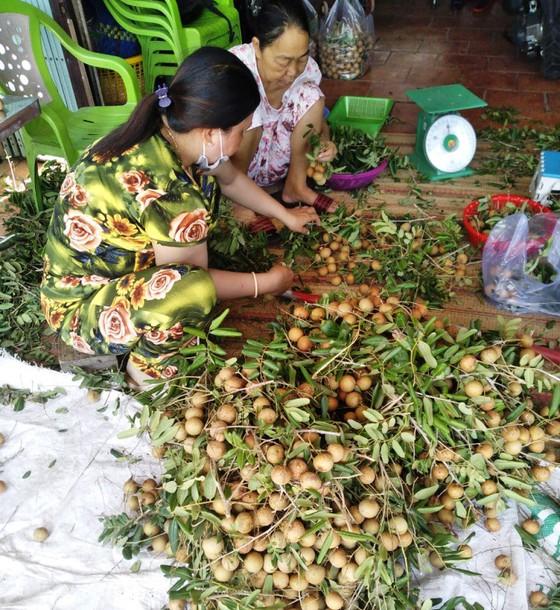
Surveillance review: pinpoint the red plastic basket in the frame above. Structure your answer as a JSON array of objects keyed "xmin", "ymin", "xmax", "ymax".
[{"xmin": 462, "ymin": 194, "xmax": 553, "ymax": 247}]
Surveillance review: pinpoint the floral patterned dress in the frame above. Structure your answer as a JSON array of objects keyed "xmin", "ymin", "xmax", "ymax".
[
  {"xmin": 230, "ymin": 43, "xmax": 324, "ymax": 188},
  {"xmin": 41, "ymin": 134, "xmax": 219, "ymax": 379}
]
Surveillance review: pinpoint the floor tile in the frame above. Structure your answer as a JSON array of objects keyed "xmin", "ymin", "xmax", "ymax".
[
  {"xmin": 462, "ymin": 69, "xmax": 519, "ymax": 91},
  {"xmin": 518, "ymin": 73, "xmax": 560, "ymax": 93},
  {"xmin": 384, "ymin": 52, "xmax": 440, "ymax": 69},
  {"xmin": 418, "ymin": 39, "xmax": 467, "ymax": 53}
]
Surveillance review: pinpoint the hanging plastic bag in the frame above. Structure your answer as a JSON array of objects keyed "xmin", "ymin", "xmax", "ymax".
[
  {"xmin": 302, "ymin": 0, "xmax": 319, "ymax": 58},
  {"xmin": 482, "ymin": 212, "xmax": 560, "ymax": 316},
  {"xmin": 355, "ymin": 0, "xmax": 375, "ymax": 54},
  {"xmin": 319, "ymin": 0, "xmax": 373, "ymax": 80}
]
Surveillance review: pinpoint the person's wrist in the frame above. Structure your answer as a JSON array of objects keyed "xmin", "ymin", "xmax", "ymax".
[
  {"xmin": 255, "ymin": 270, "xmax": 274, "ymax": 295},
  {"xmin": 275, "ymin": 206, "xmax": 292, "ymax": 227}
]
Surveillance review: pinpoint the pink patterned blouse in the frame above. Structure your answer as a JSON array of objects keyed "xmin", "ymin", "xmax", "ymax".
[{"xmin": 230, "ymin": 43, "xmax": 324, "ymax": 188}]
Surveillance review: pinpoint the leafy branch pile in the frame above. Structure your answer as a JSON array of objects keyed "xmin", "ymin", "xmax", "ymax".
[
  {"xmin": 102, "ymin": 297, "xmax": 559, "ymax": 610},
  {"xmin": 208, "ymin": 200, "xmax": 274, "ymax": 273},
  {"xmin": 524, "ymin": 236, "xmax": 558, "ymax": 285},
  {"xmin": 469, "ymin": 197, "xmax": 532, "ymax": 235},
  {"xmin": 478, "ymin": 108, "xmax": 560, "ymax": 188},
  {"xmin": 306, "ymin": 126, "xmax": 408, "ymax": 186},
  {"xmin": 281, "ymin": 206, "xmax": 473, "ymax": 307},
  {"xmin": 330, "ymin": 126, "xmax": 394, "ymax": 175},
  {"xmin": 0, "ymin": 161, "xmax": 65, "ymax": 365}
]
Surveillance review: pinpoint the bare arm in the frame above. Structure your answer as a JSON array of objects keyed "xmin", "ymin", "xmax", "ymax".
[
  {"xmin": 214, "ymin": 160, "xmax": 292, "ymax": 221},
  {"xmin": 212, "ymin": 161, "xmax": 320, "ymax": 233},
  {"xmin": 152, "ymin": 244, "xmax": 295, "ymax": 300},
  {"xmin": 230, "ymin": 126, "xmax": 262, "ymax": 175}
]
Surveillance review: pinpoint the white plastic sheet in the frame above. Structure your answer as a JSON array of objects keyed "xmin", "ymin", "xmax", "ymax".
[{"xmin": 0, "ymin": 352, "xmax": 168, "ymax": 610}]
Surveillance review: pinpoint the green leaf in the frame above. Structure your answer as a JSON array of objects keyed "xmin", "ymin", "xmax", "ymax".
[
  {"xmin": 524, "ymin": 368, "xmax": 534, "ymax": 388},
  {"xmin": 285, "ymin": 407, "xmax": 310, "ymax": 423},
  {"xmin": 317, "ymin": 530, "xmax": 333, "ymax": 565},
  {"xmin": 477, "ymin": 492, "xmax": 500, "ymax": 506},
  {"xmin": 380, "ymin": 443, "xmax": 389, "ymax": 464},
  {"xmin": 401, "ymin": 431, "xmax": 416, "ymax": 443},
  {"xmin": 204, "ymin": 473, "xmax": 217, "ymax": 500},
  {"xmin": 168, "ymin": 519, "xmax": 180, "ymax": 554},
  {"xmin": 499, "ymin": 475, "xmax": 532, "ymax": 490},
  {"xmin": 456, "ymin": 328, "xmax": 478, "ymax": 343},
  {"xmin": 391, "ymin": 439, "xmax": 405, "ymax": 459},
  {"xmin": 13, "ymin": 396, "xmax": 25, "ymax": 412},
  {"xmin": 163, "ymin": 481, "xmax": 178, "ymax": 494},
  {"xmin": 209, "ymin": 328, "xmax": 241, "ymax": 338},
  {"xmin": 418, "ymin": 341, "xmax": 437, "ymax": 368},
  {"xmin": 417, "ymin": 505, "xmax": 444, "ymax": 514},
  {"xmin": 284, "ymin": 398, "xmax": 310, "ymax": 408},
  {"xmin": 182, "ymin": 326, "xmax": 207, "ymax": 339},
  {"xmin": 455, "ymin": 500, "xmax": 467, "ymax": 519},
  {"xmin": 117, "ymin": 427, "xmax": 141, "ymax": 439},
  {"xmin": 210, "ymin": 308, "xmax": 230, "ymax": 331},
  {"xmin": 502, "ymin": 489, "xmax": 536, "ymax": 507},
  {"xmin": 414, "ymin": 484, "xmax": 439, "ymax": 501},
  {"xmin": 550, "ymin": 382, "xmax": 560, "ymax": 417}
]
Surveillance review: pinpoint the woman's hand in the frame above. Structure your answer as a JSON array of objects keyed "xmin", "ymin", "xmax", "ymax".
[
  {"xmin": 264, "ymin": 264, "xmax": 295, "ymax": 295},
  {"xmin": 316, "ymin": 140, "xmax": 337, "ymax": 163},
  {"xmin": 283, "ymin": 206, "xmax": 320, "ymax": 234}
]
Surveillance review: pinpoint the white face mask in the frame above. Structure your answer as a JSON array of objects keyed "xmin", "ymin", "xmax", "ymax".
[{"xmin": 196, "ymin": 131, "xmax": 229, "ymax": 171}]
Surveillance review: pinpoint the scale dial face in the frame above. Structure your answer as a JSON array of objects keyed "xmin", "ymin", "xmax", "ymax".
[{"xmin": 424, "ymin": 114, "xmax": 477, "ymax": 173}]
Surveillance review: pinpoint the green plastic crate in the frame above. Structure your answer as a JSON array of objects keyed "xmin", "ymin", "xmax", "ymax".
[{"xmin": 327, "ymin": 96, "xmax": 394, "ymax": 137}]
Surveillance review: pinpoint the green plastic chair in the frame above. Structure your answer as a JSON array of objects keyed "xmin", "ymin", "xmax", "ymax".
[
  {"xmin": 0, "ymin": 0, "xmax": 141, "ymax": 211},
  {"xmin": 102, "ymin": 0, "xmax": 241, "ymax": 92}
]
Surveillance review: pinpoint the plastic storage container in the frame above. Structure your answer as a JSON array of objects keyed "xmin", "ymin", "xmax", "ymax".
[
  {"xmin": 327, "ymin": 96, "xmax": 394, "ymax": 137},
  {"xmin": 98, "ymin": 55, "xmax": 144, "ymax": 105}
]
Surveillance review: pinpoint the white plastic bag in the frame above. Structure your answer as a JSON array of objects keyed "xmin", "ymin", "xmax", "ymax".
[
  {"xmin": 482, "ymin": 212, "xmax": 560, "ymax": 316},
  {"xmin": 319, "ymin": 0, "xmax": 373, "ymax": 80},
  {"xmin": 302, "ymin": 0, "xmax": 319, "ymax": 58}
]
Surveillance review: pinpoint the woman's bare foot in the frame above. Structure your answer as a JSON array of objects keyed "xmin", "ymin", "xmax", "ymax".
[{"xmin": 282, "ymin": 185, "xmax": 337, "ymax": 213}]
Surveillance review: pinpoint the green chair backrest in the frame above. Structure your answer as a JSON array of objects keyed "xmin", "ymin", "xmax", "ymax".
[
  {"xmin": 0, "ymin": 0, "xmax": 139, "ymax": 151},
  {"xmin": 103, "ymin": 0, "xmax": 186, "ymax": 63},
  {"xmin": 0, "ymin": 0, "xmax": 71, "ymax": 139}
]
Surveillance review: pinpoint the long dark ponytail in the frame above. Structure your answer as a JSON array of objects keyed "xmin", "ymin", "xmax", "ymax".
[
  {"xmin": 90, "ymin": 47, "xmax": 260, "ymax": 162},
  {"xmin": 250, "ymin": 0, "xmax": 310, "ymax": 48}
]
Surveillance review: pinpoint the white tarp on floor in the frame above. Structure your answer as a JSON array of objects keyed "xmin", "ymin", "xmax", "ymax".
[
  {"xmin": 0, "ymin": 351, "xmax": 558, "ymax": 610},
  {"xmin": 0, "ymin": 351, "xmax": 168, "ymax": 610}
]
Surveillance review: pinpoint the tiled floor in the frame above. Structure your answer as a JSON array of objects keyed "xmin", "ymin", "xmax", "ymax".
[{"xmin": 321, "ymin": 0, "xmax": 560, "ymax": 132}]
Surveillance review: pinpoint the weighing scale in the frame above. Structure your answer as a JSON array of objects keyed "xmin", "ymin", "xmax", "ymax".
[
  {"xmin": 530, "ymin": 151, "xmax": 560, "ymax": 205},
  {"xmin": 406, "ymin": 84, "xmax": 487, "ymax": 181}
]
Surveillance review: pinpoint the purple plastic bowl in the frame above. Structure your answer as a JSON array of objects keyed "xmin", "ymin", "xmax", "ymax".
[{"xmin": 326, "ymin": 158, "xmax": 389, "ymax": 191}]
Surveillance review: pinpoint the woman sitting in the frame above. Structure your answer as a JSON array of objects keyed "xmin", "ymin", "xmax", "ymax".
[
  {"xmin": 230, "ymin": 0, "xmax": 338, "ymax": 229},
  {"xmin": 40, "ymin": 47, "xmax": 318, "ymax": 388}
]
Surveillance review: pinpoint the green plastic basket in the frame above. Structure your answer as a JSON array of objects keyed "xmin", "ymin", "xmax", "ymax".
[{"xmin": 327, "ymin": 96, "xmax": 394, "ymax": 137}]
